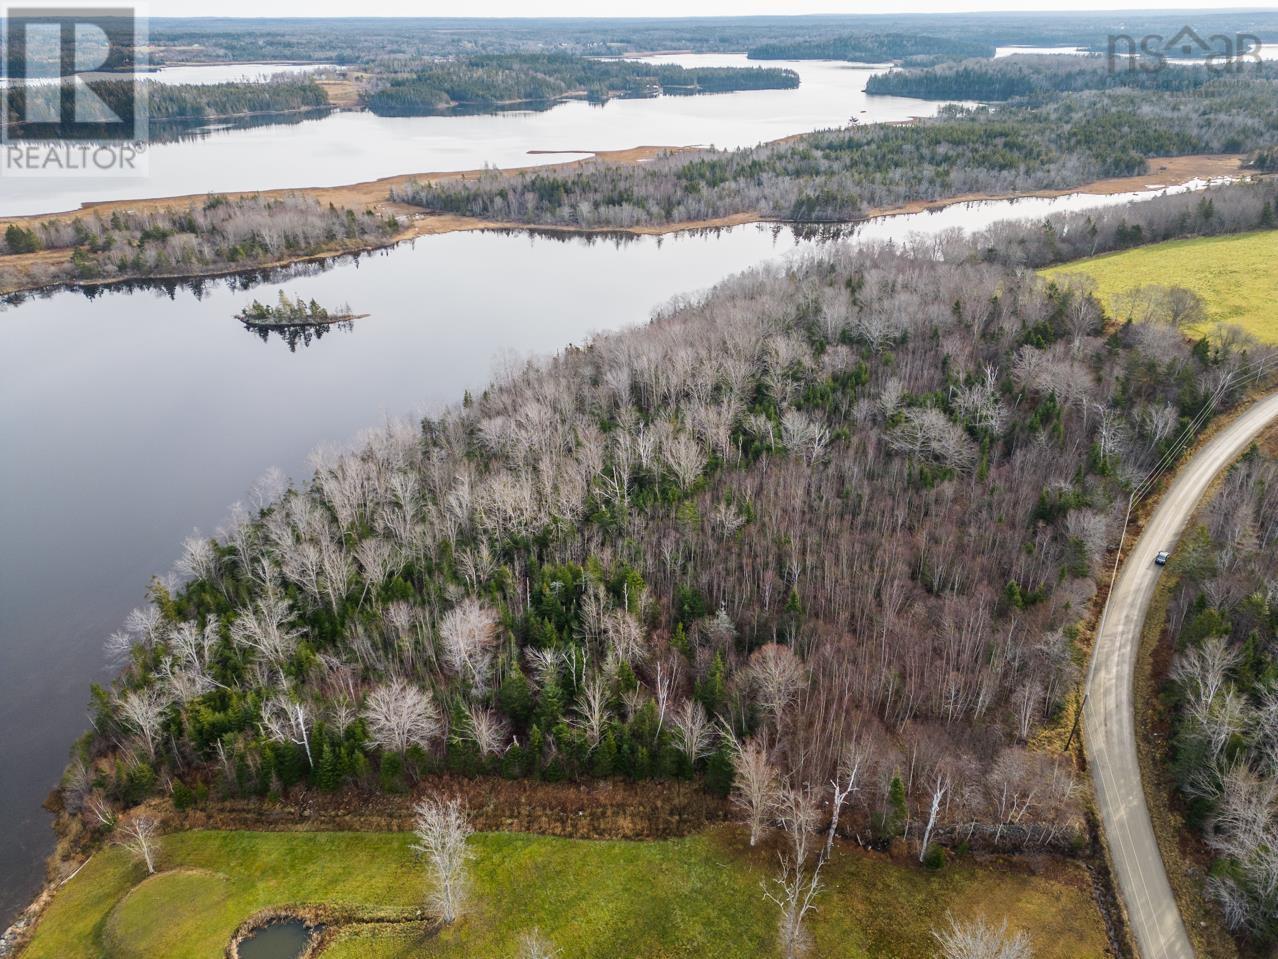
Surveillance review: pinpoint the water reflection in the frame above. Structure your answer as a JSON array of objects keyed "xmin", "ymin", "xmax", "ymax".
[
  {"xmin": 150, "ymin": 108, "xmax": 334, "ymax": 144},
  {"xmin": 242, "ymin": 317, "xmax": 355, "ymax": 351}
]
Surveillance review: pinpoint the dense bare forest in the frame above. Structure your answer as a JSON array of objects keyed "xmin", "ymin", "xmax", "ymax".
[
  {"xmin": 0, "ymin": 195, "xmax": 397, "ymax": 290},
  {"xmin": 1163, "ymin": 443, "xmax": 1278, "ymax": 943},
  {"xmin": 60, "ymin": 184, "xmax": 1277, "ymax": 873},
  {"xmin": 393, "ymin": 70, "xmax": 1278, "ymax": 228}
]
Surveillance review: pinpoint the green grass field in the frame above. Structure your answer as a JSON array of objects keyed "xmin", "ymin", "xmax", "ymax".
[
  {"xmin": 21, "ymin": 827, "xmax": 1108, "ymax": 959},
  {"xmin": 1040, "ymin": 230, "xmax": 1278, "ymax": 343}
]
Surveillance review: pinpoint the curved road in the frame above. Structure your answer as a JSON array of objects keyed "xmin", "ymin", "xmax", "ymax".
[{"xmin": 1085, "ymin": 391, "xmax": 1278, "ymax": 959}]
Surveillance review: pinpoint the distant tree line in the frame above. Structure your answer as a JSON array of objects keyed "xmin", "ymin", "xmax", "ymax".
[
  {"xmin": 140, "ymin": 12, "xmax": 1278, "ymax": 64},
  {"xmin": 865, "ymin": 54, "xmax": 1278, "ymax": 101},
  {"xmin": 746, "ymin": 32, "xmax": 995, "ymax": 63},
  {"xmin": 365, "ymin": 54, "xmax": 798, "ymax": 116},
  {"xmin": 391, "ymin": 73, "xmax": 1278, "ymax": 229}
]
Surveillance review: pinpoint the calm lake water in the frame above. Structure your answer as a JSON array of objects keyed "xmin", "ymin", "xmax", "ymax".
[
  {"xmin": 1, "ymin": 54, "xmax": 966, "ymax": 217},
  {"xmin": 0, "ymin": 176, "xmax": 1209, "ymax": 924}
]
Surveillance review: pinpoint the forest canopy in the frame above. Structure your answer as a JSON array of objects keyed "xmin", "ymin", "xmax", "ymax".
[{"xmin": 65, "ymin": 183, "xmax": 1278, "ymax": 877}]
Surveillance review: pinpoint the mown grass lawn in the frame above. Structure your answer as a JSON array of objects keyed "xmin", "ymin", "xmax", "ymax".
[
  {"xmin": 1040, "ymin": 229, "xmax": 1278, "ymax": 343},
  {"xmin": 22, "ymin": 827, "xmax": 1108, "ymax": 959}
]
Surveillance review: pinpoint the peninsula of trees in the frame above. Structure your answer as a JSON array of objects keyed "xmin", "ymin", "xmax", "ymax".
[
  {"xmin": 0, "ymin": 194, "xmax": 397, "ymax": 292},
  {"xmin": 365, "ymin": 54, "xmax": 799, "ymax": 116}
]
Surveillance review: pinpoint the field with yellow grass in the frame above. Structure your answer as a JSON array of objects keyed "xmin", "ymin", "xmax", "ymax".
[{"xmin": 1041, "ymin": 230, "xmax": 1278, "ymax": 343}]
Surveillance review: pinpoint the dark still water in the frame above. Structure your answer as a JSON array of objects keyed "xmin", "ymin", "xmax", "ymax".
[
  {"xmin": 237, "ymin": 919, "xmax": 313, "ymax": 959},
  {"xmin": 0, "ymin": 183, "xmax": 1196, "ymax": 923}
]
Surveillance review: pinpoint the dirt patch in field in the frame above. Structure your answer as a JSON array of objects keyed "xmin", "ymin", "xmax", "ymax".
[{"xmin": 316, "ymin": 79, "xmax": 362, "ymax": 110}]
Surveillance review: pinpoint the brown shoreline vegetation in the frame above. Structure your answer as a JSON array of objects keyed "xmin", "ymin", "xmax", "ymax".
[{"xmin": 0, "ymin": 151, "xmax": 1248, "ymax": 298}]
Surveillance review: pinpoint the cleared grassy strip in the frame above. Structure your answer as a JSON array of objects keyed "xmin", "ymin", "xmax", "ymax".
[
  {"xmin": 21, "ymin": 827, "xmax": 1107, "ymax": 959},
  {"xmin": 1040, "ymin": 230, "xmax": 1278, "ymax": 344}
]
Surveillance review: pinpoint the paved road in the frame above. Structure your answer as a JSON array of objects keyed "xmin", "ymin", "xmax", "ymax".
[{"xmin": 1085, "ymin": 392, "xmax": 1278, "ymax": 959}]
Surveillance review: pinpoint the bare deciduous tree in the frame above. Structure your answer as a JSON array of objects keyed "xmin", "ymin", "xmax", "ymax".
[
  {"xmin": 115, "ymin": 815, "xmax": 161, "ymax": 875},
  {"xmin": 440, "ymin": 599, "xmax": 499, "ymax": 692},
  {"xmin": 766, "ymin": 786, "xmax": 824, "ymax": 959},
  {"xmin": 230, "ymin": 597, "xmax": 300, "ymax": 665},
  {"xmin": 363, "ymin": 679, "xmax": 443, "ymax": 754},
  {"xmin": 932, "ymin": 914, "xmax": 1033, "ymax": 959},
  {"xmin": 823, "ymin": 736, "xmax": 867, "ymax": 864},
  {"xmin": 518, "ymin": 929, "xmax": 560, "ymax": 959},
  {"xmin": 919, "ymin": 770, "xmax": 950, "ymax": 862},
  {"xmin": 412, "ymin": 797, "xmax": 474, "ymax": 925},
  {"xmin": 671, "ymin": 699, "xmax": 715, "ymax": 765},
  {"xmin": 260, "ymin": 695, "xmax": 315, "ymax": 768},
  {"xmin": 115, "ymin": 687, "xmax": 171, "ymax": 758},
  {"xmin": 748, "ymin": 644, "xmax": 806, "ymax": 728},
  {"xmin": 728, "ymin": 733, "xmax": 781, "ymax": 847},
  {"xmin": 463, "ymin": 703, "xmax": 509, "ymax": 758}
]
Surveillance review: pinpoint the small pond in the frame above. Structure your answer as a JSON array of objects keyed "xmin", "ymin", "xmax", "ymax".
[{"xmin": 237, "ymin": 919, "xmax": 315, "ymax": 959}]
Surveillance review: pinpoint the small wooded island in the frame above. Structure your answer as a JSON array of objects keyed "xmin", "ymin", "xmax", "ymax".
[{"xmin": 236, "ymin": 292, "xmax": 365, "ymax": 328}]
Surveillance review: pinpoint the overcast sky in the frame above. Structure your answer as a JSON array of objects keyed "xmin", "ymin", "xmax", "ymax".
[{"xmin": 145, "ymin": 2, "xmax": 1278, "ymax": 19}]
